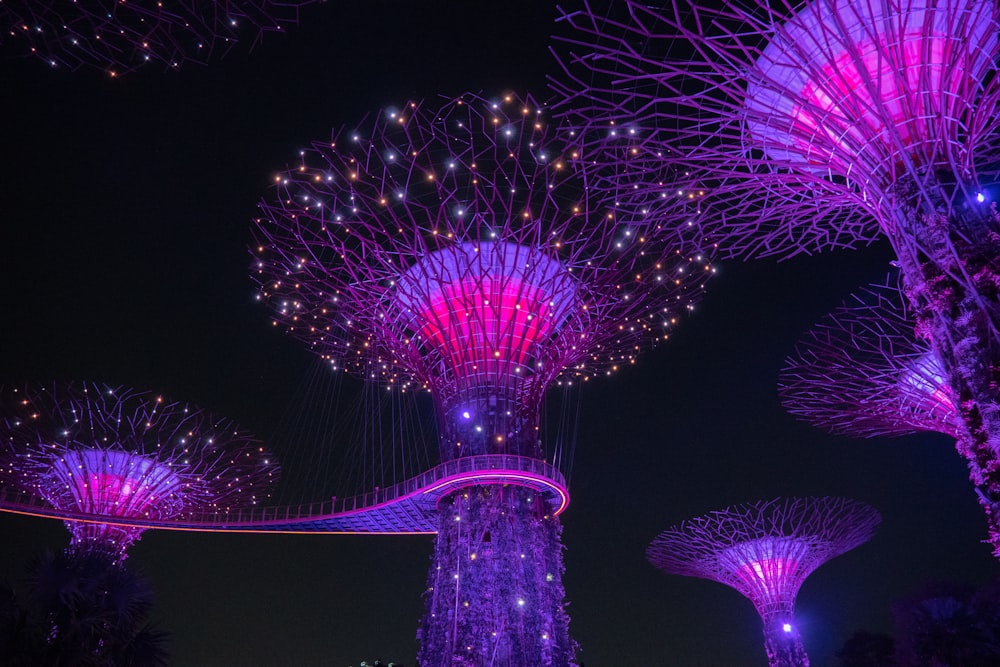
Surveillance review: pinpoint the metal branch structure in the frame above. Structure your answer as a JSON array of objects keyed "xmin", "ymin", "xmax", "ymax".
[
  {"xmin": 0, "ymin": 382, "xmax": 278, "ymax": 562},
  {"xmin": 647, "ymin": 497, "xmax": 880, "ymax": 667},
  {"xmin": 0, "ymin": 0, "xmax": 316, "ymax": 75},
  {"xmin": 553, "ymin": 0, "xmax": 1000, "ymax": 554},
  {"xmin": 778, "ymin": 283, "xmax": 1000, "ymax": 529},
  {"xmin": 780, "ymin": 282, "xmax": 960, "ymax": 439},
  {"xmin": 253, "ymin": 92, "xmax": 711, "ymax": 667}
]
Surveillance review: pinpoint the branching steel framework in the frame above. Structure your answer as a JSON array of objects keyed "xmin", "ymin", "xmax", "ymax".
[
  {"xmin": 777, "ymin": 284, "xmax": 1000, "ymax": 525},
  {"xmin": 0, "ymin": 382, "xmax": 278, "ymax": 562},
  {"xmin": 0, "ymin": 0, "xmax": 315, "ymax": 75},
  {"xmin": 647, "ymin": 497, "xmax": 880, "ymax": 667},
  {"xmin": 780, "ymin": 282, "xmax": 960, "ymax": 439},
  {"xmin": 552, "ymin": 0, "xmax": 1000, "ymax": 554},
  {"xmin": 253, "ymin": 92, "xmax": 711, "ymax": 667}
]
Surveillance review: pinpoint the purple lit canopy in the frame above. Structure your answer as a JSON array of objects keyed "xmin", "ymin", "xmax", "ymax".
[
  {"xmin": 253, "ymin": 92, "xmax": 713, "ymax": 461},
  {"xmin": 648, "ymin": 497, "xmax": 880, "ymax": 667},
  {"xmin": 552, "ymin": 0, "xmax": 1000, "ymax": 256},
  {"xmin": 0, "ymin": 382, "xmax": 278, "ymax": 560},
  {"xmin": 780, "ymin": 282, "xmax": 959, "ymax": 440}
]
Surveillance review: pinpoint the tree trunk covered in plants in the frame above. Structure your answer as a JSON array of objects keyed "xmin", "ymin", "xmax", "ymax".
[
  {"xmin": 761, "ymin": 613, "xmax": 809, "ymax": 667},
  {"xmin": 892, "ymin": 174, "xmax": 1000, "ymax": 556},
  {"xmin": 417, "ymin": 486, "xmax": 574, "ymax": 667}
]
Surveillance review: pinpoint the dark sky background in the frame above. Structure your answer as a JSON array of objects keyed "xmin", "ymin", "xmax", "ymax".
[{"xmin": 1, "ymin": 2, "xmax": 997, "ymax": 666}]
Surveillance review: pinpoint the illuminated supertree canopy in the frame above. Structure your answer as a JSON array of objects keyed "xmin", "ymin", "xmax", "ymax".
[
  {"xmin": 778, "ymin": 283, "xmax": 1000, "ymax": 531},
  {"xmin": 647, "ymin": 497, "xmax": 880, "ymax": 667},
  {"xmin": 780, "ymin": 281, "xmax": 960, "ymax": 440},
  {"xmin": 253, "ymin": 92, "xmax": 711, "ymax": 667},
  {"xmin": 0, "ymin": 0, "xmax": 316, "ymax": 76},
  {"xmin": 0, "ymin": 382, "xmax": 278, "ymax": 562},
  {"xmin": 254, "ymin": 94, "xmax": 711, "ymax": 461},
  {"xmin": 553, "ymin": 0, "xmax": 1000, "ymax": 554}
]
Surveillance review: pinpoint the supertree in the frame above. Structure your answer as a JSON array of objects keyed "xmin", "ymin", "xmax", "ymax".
[
  {"xmin": 780, "ymin": 282, "xmax": 961, "ymax": 441},
  {"xmin": 0, "ymin": 0, "xmax": 316, "ymax": 76},
  {"xmin": 252, "ymin": 92, "xmax": 711, "ymax": 667},
  {"xmin": 647, "ymin": 497, "xmax": 881, "ymax": 667},
  {"xmin": 552, "ymin": 0, "xmax": 1000, "ymax": 553},
  {"xmin": 0, "ymin": 382, "xmax": 278, "ymax": 563}
]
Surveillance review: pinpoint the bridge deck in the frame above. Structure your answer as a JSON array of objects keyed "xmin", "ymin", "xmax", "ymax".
[{"xmin": 0, "ymin": 455, "xmax": 569, "ymax": 535}]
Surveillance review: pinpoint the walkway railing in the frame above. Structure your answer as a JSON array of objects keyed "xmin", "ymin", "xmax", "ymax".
[{"xmin": 0, "ymin": 454, "xmax": 568, "ymax": 533}]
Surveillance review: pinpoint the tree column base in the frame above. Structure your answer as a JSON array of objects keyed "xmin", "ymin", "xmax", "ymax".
[{"xmin": 417, "ymin": 485, "xmax": 576, "ymax": 667}]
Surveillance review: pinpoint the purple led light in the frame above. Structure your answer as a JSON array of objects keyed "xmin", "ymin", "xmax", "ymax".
[{"xmin": 744, "ymin": 0, "xmax": 997, "ymax": 185}]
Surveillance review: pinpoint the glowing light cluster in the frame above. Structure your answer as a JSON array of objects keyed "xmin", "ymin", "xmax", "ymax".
[
  {"xmin": 0, "ymin": 0, "xmax": 317, "ymax": 75},
  {"xmin": 780, "ymin": 282, "xmax": 960, "ymax": 439},
  {"xmin": 648, "ymin": 497, "xmax": 879, "ymax": 667},
  {"xmin": 50, "ymin": 448, "xmax": 186, "ymax": 519},
  {"xmin": 0, "ymin": 382, "xmax": 279, "ymax": 560},
  {"xmin": 719, "ymin": 538, "xmax": 806, "ymax": 615}
]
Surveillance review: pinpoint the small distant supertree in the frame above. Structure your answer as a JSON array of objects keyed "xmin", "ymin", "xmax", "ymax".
[
  {"xmin": 0, "ymin": 382, "xmax": 278, "ymax": 562},
  {"xmin": 780, "ymin": 282, "xmax": 960, "ymax": 440},
  {"xmin": 253, "ymin": 92, "xmax": 711, "ymax": 667},
  {"xmin": 0, "ymin": 0, "xmax": 315, "ymax": 75},
  {"xmin": 553, "ymin": 0, "xmax": 1000, "ymax": 553},
  {"xmin": 647, "ymin": 497, "xmax": 881, "ymax": 667}
]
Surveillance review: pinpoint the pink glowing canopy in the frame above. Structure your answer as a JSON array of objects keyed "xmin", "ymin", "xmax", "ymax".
[
  {"xmin": 899, "ymin": 354, "xmax": 955, "ymax": 422},
  {"xmin": 392, "ymin": 241, "xmax": 578, "ymax": 389},
  {"xmin": 718, "ymin": 537, "xmax": 808, "ymax": 614},
  {"xmin": 43, "ymin": 448, "xmax": 187, "ymax": 519},
  {"xmin": 31, "ymin": 447, "xmax": 190, "ymax": 555},
  {"xmin": 747, "ymin": 0, "xmax": 997, "ymax": 182},
  {"xmin": 550, "ymin": 0, "xmax": 1000, "ymax": 259},
  {"xmin": 254, "ymin": 92, "xmax": 711, "ymax": 463},
  {"xmin": 647, "ymin": 497, "xmax": 880, "ymax": 618}
]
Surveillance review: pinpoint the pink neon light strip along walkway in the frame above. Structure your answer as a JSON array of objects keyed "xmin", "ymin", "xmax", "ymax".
[{"xmin": 0, "ymin": 455, "xmax": 569, "ymax": 535}]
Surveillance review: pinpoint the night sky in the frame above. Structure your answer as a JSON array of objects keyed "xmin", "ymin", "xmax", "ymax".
[{"xmin": 1, "ymin": 2, "xmax": 997, "ymax": 666}]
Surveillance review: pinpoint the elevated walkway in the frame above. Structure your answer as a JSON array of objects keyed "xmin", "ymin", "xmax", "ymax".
[{"xmin": 0, "ymin": 455, "xmax": 569, "ymax": 535}]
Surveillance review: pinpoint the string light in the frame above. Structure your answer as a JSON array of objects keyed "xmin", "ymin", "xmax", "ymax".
[{"xmin": 2, "ymin": 0, "xmax": 318, "ymax": 75}]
